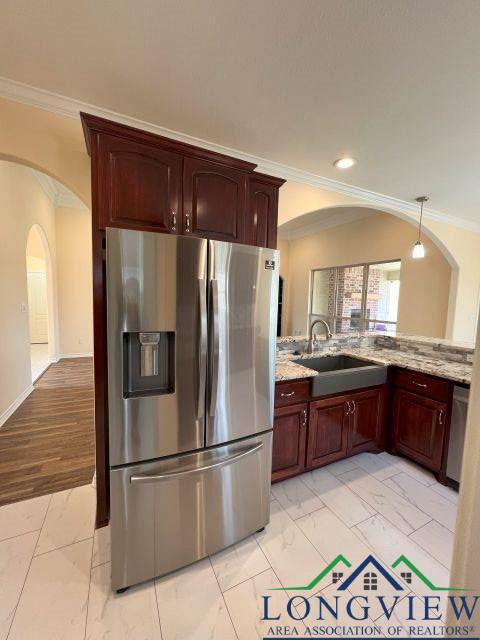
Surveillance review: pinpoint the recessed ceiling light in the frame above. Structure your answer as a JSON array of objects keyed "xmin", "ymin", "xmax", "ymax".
[{"xmin": 333, "ymin": 157, "xmax": 356, "ymax": 169}]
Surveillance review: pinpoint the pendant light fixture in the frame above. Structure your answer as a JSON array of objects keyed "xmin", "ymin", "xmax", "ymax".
[{"xmin": 412, "ymin": 196, "xmax": 428, "ymax": 259}]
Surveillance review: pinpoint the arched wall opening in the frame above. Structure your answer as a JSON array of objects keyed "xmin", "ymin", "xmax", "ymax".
[
  {"xmin": 0, "ymin": 158, "xmax": 93, "ymax": 426},
  {"xmin": 25, "ymin": 223, "xmax": 57, "ymax": 380},
  {"xmin": 278, "ymin": 205, "xmax": 459, "ymax": 340}
]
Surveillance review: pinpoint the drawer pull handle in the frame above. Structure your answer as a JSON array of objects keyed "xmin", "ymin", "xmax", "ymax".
[
  {"xmin": 280, "ymin": 391, "xmax": 295, "ymax": 398},
  {"xmin": 439, "ymin": 409, "xmax": 445, "ymax": 425},
  {"xmin": 412, "ymin": 381, "xmax": 428, "ymax": 388},
  {"xmin": 302, "ymin": 408, "xmax": 308, "ymax": 427},
  {"xmin": 130, "ymin": 442, "xmax": 263, "ymax": 484}
]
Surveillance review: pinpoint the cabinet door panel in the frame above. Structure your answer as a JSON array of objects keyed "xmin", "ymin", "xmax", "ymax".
[
  {"xmin": 392, "ymin": 389, "xmax": 446, "ymax": 471},
  {"xmin": 272, "ymin": 403, "xmax": 308, "ymax": 482},
  {"xmin": 348, "ymin": 387, "xmax": 385, "ymax": 454},
  {"xmin": 99, "ymin": 134, "xmax": 181, "ymax": 232},
  {"xmin": 248, "ymin": 178, "xmax": 278, "ymax": 248},
  {"xmin": 307, "ymin": 396, "xmax": 349, "ymax": 469},
  {"xmin": 183, "ymin": 158, "xmax": 246, "ymax": 242}
]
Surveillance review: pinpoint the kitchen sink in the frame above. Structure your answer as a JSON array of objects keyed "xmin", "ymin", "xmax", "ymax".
[{"xmin": 294, "ymin": 355, "xmax": 388, "ymax": 397}]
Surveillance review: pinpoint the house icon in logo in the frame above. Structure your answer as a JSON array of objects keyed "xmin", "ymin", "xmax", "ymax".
[
  {"xmin": 271, "ymin": 552, "xmax": 466, "ymax": 593},
  {"xmin": 337, "ymin": 555, "xmax": 404, "ymax": 592}
]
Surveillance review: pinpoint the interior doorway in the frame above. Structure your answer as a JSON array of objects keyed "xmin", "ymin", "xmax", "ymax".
[{"xmin": 26, "ymin": 224, "xmax": 50, "ymax": 381}]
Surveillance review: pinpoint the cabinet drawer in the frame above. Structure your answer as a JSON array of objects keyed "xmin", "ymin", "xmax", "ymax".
[
  {"xmin": 393, "ymin": 368, "xmax": 451, "ymax": 402},
  {"xmin": 275, "ymin": 380, "xmax": 310, "ymax": 407}
]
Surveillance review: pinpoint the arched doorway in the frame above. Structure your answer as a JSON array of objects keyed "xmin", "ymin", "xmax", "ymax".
[{"xmin": 26, "ymin": 224, "xmax": 54, "ymax": 380}]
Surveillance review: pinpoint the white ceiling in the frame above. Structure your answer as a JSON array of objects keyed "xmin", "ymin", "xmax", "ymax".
[{"xmin": 1, "ymin": 0, "xmax": 480, "ymax": 224}]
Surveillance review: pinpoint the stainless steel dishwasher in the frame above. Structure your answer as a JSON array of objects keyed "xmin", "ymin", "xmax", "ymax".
[{"xmin": 446, "ymin": 385, "xmax": 470, "ymax": 484}]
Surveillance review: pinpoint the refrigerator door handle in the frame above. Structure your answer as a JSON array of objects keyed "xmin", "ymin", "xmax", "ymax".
[
  {"xmin": 209, "ymin": 278, "xmax": 220, "ymax": 417},
  {"xmin": 129, "ymin": 442, "xmax": 263, "ymax": 484},
  {"xmin": 197, "ymin": 278, "xmax": 207, "ymax": 419}
]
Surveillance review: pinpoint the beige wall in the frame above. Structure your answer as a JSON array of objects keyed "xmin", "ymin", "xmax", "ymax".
[
  {"xmin": 55, "ymin": 207, "xmax": 93, "ymax": 356},
  {"xmin": 278, "ymin": 182, "xmax": 480, "ymax": 343},
  {"xmin": 0, "ymin": 161, "xmax": 58, "ymax": 420},
  {"xmin": 277, "ymin": 238, "xmax": 290, "ymax": 336},
  {"xmin": 0, "ymin": 161, "xmax": 93, "ymax": 424},
  {"xmin": 0, "ymin": 97, "xmax": 91, "ymax": 207},
  {"xmin": 280, "ymin": 213, "xmax": 452, "ymax": 338},
  {"xmin": 0, "ymin": 95, "xmax": 477, "ymax": 342},
  {"xmin": 426, "ymin": 219, "xmax": 480, "ymax": 344}
]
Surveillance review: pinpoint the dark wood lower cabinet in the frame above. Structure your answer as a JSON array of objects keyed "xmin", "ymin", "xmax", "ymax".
[
  {"xmin": 391, "ymin": 388, "xmax": 448, "ymax": 472},
  {"xmin": 307, "ymin": 395, "xmax": 349, "ymax": 468},
  {"xmin": 347, "ymin": 387, "xmax": 386, "ymax": 455},
  {"xmin": 272, "ymin": 402, "xmax": 308, "ymax": 482},
  {"xmin": 272, "ymin": 368, "xmax": 454, "ymax": 485},
  {"xmin": 272, "ymin": 384, "xmax": 387, "ymax": 481}
]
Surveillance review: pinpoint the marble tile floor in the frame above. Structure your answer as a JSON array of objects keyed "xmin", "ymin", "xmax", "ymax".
[{"xmin": 0, "ymin": 452, "xmax": 459, "ymax": 640}]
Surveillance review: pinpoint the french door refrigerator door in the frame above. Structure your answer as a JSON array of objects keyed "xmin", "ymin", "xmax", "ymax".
[
  {"xmin": 107, "ymin": 229, "xmax": 208, "ymax": 466},
  {"xmin": 207, "ymin": 240, "xmax": 279, "ymax": 447},
  {"xmin": 110, "ymin": 431, "xmax": 272, "ymax": 589}
]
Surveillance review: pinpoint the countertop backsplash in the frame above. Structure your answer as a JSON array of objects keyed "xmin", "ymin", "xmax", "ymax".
[{"xmin": 277, "ymin": 332, "xmax": 474, "ymax": 365}]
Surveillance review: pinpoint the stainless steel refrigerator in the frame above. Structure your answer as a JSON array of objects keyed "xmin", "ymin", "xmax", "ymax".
[{"xmin": 106, "ymin": 228, "xmax": 279, "ymax": 590}]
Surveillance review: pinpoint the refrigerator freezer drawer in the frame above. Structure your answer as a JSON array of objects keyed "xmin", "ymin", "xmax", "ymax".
[{"xmin": 110, "ymin": 431, "xmax": 272, "ymax": 590}]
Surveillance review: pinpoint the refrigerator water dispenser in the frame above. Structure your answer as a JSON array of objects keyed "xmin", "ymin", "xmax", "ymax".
[{"xmin": 123, "ymin": 331, "xmax": 175, "ymax": 398}]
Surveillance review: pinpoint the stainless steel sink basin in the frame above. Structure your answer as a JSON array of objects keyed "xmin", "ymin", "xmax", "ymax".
[{"xmin": 294, "ymin": 355, "xmax": 388, "ymax": 397}]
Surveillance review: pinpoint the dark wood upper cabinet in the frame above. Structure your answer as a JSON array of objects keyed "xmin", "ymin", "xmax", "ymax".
[
  {"xmin": 347, "ymin": 387, "xmax": 386, "ymax": 455},
  {"xmin": 272, "ymin": 402, "xmax": 308, "ymax": 482},
  {"xmin": 248, "ymin": 174, "xmax": 285, "ymax": 249},
  {"xmin": 307, "ymin": 395, "xmax": 349, "ymax": 468},
  {"xmin": 82, "ymin": 112, "xmax": 284, "ymax": 247},
  {"xmin": 97, "ymin": 134, "xmax": 182, "ymax": 233},
  {"xmin": 183, "ymin": 157, "xmax": 247, "ymax": 242},
  {"xmin": 391, "ymin": 388, "xmax": 447, "ymax": 471}
]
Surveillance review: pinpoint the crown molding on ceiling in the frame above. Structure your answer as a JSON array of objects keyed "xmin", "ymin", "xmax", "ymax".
[
  {"xmin": 1, "ymin": 76, "xmax": 479, "ymax": 232},
  {"xmin": 31, "ymin": 169, "xmax": 87, "ymax": 209},
  {"xmin": 278, "ymin": 209, "xmax": 378, "ymax": 241}
]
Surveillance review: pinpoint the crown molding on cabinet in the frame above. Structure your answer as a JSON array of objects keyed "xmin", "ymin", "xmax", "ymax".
[{"xmin": 1, "ymin": 75, "xmax": 479, "ymax": 232}]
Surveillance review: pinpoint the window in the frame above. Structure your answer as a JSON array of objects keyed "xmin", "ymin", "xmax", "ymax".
[
  {"xmin": 401, "ymin": 572, "xmax": 412, "ymax": 585},
  {"xmin": 332, "ymin": 572, "xmax": 343, "ymax": 584},
  {"xmin": 310, "ymin": 260, "xmax": 401, "ymax": 334},
  {"xmin": 363, "ymin": 572, "xmax": 378, "ymax": 591}
]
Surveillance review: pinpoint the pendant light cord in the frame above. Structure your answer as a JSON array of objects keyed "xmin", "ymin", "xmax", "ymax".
[
  {"xmin": 418, "ymin": 199, "xmax": 423, "ymax": 242},
  {"xmin": 417, "ymin": 198, "xmax": 427, "ymax": 242}
]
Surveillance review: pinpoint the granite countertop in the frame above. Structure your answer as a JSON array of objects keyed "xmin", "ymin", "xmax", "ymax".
[{"xmin": 275, "ymin": 347, "xmax": 472, "ymax": 385}]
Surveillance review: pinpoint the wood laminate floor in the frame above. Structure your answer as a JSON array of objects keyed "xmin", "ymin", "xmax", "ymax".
[{"xmin": 0, "ymin": 358, "xmax": 95, "ymax": 507}]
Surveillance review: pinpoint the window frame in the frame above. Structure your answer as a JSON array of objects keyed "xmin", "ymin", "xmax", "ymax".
[{"xmin": 309, "ymin": 259, "xmax": 401, "ymax": 334}]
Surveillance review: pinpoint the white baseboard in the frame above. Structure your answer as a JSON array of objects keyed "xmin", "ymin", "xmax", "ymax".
[
  {"xmin": 58, "ymin": 352, "xmax": 93, "ymax": 359},
  {"xmin": 0, "ymin": 385, "xmax": 35, "ymax": 428}
]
